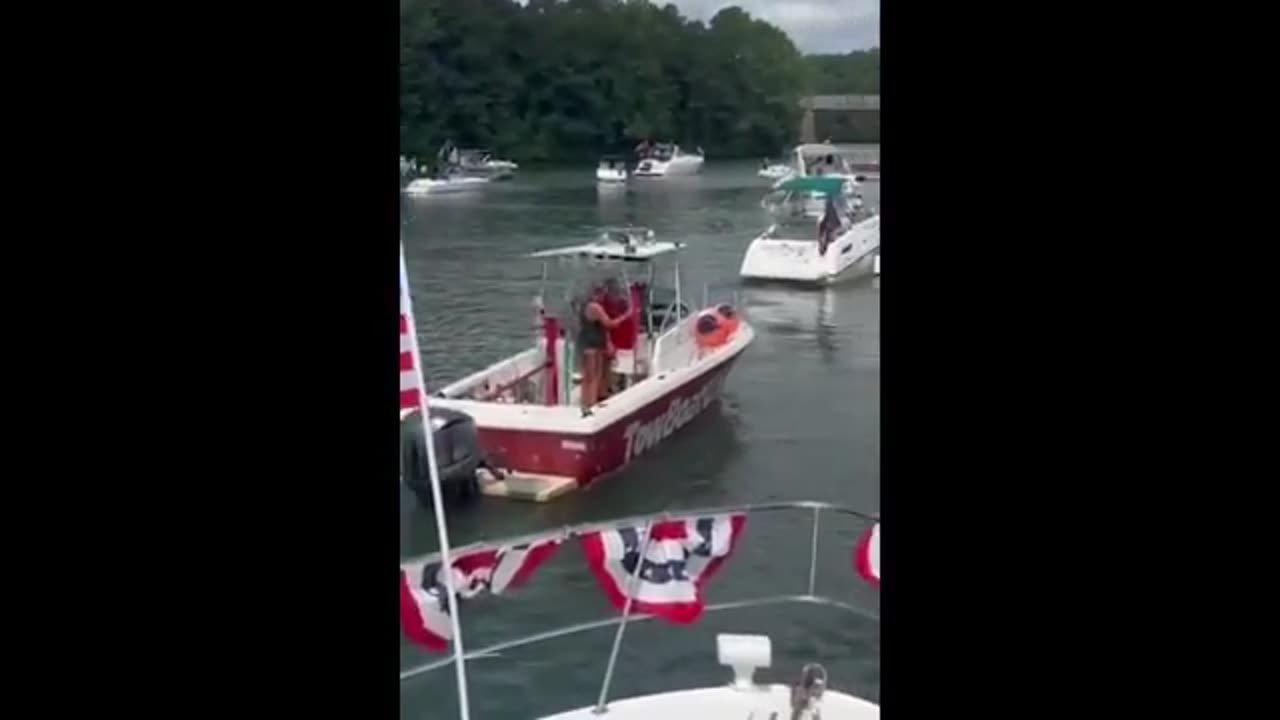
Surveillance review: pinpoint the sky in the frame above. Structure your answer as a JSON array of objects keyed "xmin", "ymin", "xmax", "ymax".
[{"xmin": 669, "ymin": 0, "xmax": 879, "ymax": 54}]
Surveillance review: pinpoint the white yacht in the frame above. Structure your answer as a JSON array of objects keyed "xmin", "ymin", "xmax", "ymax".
[
  {"xmin": 741, "ymin": 176, "xmax": 880, "ymax": 284},
  {"xmin": 634, "ymin": 143, "xmax": 705, "ymax": 177}
]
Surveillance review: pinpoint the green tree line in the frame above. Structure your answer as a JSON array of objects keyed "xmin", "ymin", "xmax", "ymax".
[
  {"xmin": 400, "ymin": 0, "xmax": 881, "ymax": 162},
  {"xmin": 400, "ymin": 0, "xmax": 818, "ymax": 163},
  {"xmin": 803, "ymin": 49, "xmax": 880, "ymax": 96}
]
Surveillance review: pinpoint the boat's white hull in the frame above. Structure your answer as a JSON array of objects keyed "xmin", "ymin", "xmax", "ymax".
[
  {"xmin": 740, "ymin": 215, "xmax": 880, "ymax": 284},
  {"xmin": 540, "ymin": 685, "xmax": 878, "ymax": 720},
  {"xmin": 404, "ymin": 177, "xmax": 490, "ymax": 195},
  {"xmin": 634, "ymin": 155, "xmax": 704, "ymax": 177},
  {"xmin": 432, "ymin": 318, "xmax": 754, "ymax": 487},
  {"xmin": 480, "ymin": 160, "xmax": 517, "ymax": 180},
  {"xmin": 596, "ymin": 168, "xmax": 627, "ymax": 183},
  {"xmin": 758, "ymin": 165, "xmax": 794, "ymax": 180}
]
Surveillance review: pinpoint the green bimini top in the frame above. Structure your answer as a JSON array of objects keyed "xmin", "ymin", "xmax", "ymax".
[{"xmin": 778, "ymin": 175, "xmax": 847, "ymax": 196}]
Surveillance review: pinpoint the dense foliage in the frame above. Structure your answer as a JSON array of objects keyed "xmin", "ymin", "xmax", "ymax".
[
  {"xmin": 803, "ymin": 49, "xmax": 880, "ymax": 95},
  {"xmin": 400, "ymin": 0, "xmax": 815, "ymax": 162}
]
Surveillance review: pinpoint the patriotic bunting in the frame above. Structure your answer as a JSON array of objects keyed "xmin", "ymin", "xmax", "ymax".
[
  {"xmin": 400, "ymin": 537, "xmax": 562, "ymax": 651},
  {"xmin": 854, "ymin": 521, "xmax": 880, "ymax": 587},
  {"xmin": 580, "ymin": 513, "xmax": 746, "ymax": 624}
]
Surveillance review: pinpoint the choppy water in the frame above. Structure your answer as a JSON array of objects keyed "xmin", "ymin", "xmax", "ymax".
[{"xmin": 399, "ymin": 155, "xmax": 880, "ymax": 719}]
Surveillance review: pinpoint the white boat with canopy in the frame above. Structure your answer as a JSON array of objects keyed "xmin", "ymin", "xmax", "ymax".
[
  {"xmin": 634, "ymin": 143, "xmax": 705, "ymax": 177},
  {"xmin": 742, "ymin": 176, "xmax": 880, "ymax": 285},
  {"xmin": 772, "ymin": 143, "xmax": 862, "ymax": 214},
  {"xmin": 427, "ymin": 227, "xmax": 753, "ymax": 500},
  {"xmin": 455, "ymin": 148, "xmax": 518, "ymax": 180}
]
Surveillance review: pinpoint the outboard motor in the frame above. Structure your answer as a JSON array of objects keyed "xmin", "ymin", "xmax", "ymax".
[{"xmin": 400, "ymin": 407, "xmax": 482, "ymax": 507}]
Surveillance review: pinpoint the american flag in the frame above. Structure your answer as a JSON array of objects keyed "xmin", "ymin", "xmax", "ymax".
[
  {"xmin": 580, "ymin": 514, "xmax": 746, "ymax": 624},
  {"xmin": 854, "ymin": 521, "xmax": 880, "ymax": 587},
  {"xmin": 400, "ymin": 284, "xmax": 421, "ymax": 411}
]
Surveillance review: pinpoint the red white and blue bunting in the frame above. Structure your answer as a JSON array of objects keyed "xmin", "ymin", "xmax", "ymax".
[
  {"xmin": 580, "ymin": 513, "xmax": 746, "ymax": 624},
  {"xmin": 399, "ymin": 537, "xmax": 562, "ymax": 651},
  {"xmin": 854, "ymin": 521, "xmax": 880, "ymax": 587},
  {"xmin": 399, "ymin": 513, "xmax": 878, "ymax": 652}
]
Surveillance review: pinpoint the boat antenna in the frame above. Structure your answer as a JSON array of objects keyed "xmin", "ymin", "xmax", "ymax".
[{"xmin": 399, "ymin": 243, "xmax": 472, "ymax": 720}]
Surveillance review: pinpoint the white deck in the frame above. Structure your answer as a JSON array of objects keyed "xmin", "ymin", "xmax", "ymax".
[
  {"xmin": 476, "ymin": 467, "xmax": 577, "ymax": 502},
  {"xmin": 539, "ymin": 685, "xmax": 879, "ymax": 720}
]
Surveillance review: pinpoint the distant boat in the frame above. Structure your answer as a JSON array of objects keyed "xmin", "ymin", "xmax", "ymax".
[
  {"xmin": 404, "ymin": 174, "xmax": 490, "ymax": 196},
  {"xmin": 596, "ymin": 155, "xmax": 628, "ymax": 183},
  {"xmin": 771, "ymin": 143, "xmax": 862, "ymax": 211},
  {"xmin": 455, "ymin": 148, "xmax": 518, "ymax": 181},
  {"xmin": 633, "ymin": 143, "xmax": 704, "ymax": 177},
  {"xmin": 757, "ymin": 160, "xmax": 794, "ymax": 181}
]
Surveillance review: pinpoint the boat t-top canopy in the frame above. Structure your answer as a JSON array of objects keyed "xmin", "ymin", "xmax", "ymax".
[
  {"xmin": 794, "ymin": 143, "xmax": 842, "ymax": 158},
  {"xmin": 529, "ymin": 227, "xmax": 684, "ymax": 262},
  {"xmin": 777, "ymin": 175, "xmax": 848, "ymax": 197}
]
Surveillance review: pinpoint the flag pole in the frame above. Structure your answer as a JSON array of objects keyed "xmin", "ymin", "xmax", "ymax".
[{"xmin": 400, "ymin": 244, "xmax": 472, "ymax": 720}]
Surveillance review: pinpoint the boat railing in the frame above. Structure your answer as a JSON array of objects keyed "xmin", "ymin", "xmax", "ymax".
[{"xmin": 399, "ymin": 500, "xmax": 879, "ymax": 713}]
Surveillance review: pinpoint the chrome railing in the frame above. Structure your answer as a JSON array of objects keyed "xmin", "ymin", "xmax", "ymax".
[{"xmin": 399, "ymin": 500, "xmax": 879, "ymax": 712}]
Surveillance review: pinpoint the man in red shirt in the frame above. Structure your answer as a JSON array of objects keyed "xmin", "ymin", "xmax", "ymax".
[{"xmin": 600, "ymin": 278, "xmax": 635, "ymax": 398}]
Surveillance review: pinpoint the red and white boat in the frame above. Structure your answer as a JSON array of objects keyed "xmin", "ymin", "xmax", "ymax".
[{"xmin": 430, "ymin": 228, "xmax": 754, "ymax": 500}]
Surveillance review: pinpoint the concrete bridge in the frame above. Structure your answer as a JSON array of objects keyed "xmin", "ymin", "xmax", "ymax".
[{"xmin": 799, "ymin": 95, "xmax": 879, "ymax": 144}]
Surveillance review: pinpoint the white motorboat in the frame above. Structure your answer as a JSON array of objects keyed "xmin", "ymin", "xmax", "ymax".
[
  {"xmin": 772, "ymin": 143, "xmax": 862, "ymax": 212},
  {"xmin": 399, "ymin": 501, "xmax": 881, "ymax": 719},
  {"xmin": 596, "ymin": 156, "xmax": 628, "ymax": 183},
  {"xmin": 757, "ymin": 161, "xmax": 794, "ymax": 181},
  {"xmin": 427, "ymin": 227, "xmax": 753, "ymax": 500},
  {"xmin": 741, "ymin": 176, "xmax": 880, "ymax": 285},
  {"xmin": 404, "ymin": 175, "xmax": 490, "ymax": 196},
  {"xmin": 455, "ymin": 148, "xmax": 518, "ymax": 180},
  {"xmin": 634, "ymin": 143, "xmax": 704, "ymax": 177}
]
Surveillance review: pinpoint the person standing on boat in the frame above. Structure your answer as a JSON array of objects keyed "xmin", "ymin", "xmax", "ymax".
[
  {"xmin": 818, "ymin": 196, "xmax": 841, "ymax": 256},
  {"xmin": 579, "ymin": 283, "xmax": 633, "ymax": 416},
  {"xmin": 600, "ymin": 278, "xmax": 635, "ymax": 399}
]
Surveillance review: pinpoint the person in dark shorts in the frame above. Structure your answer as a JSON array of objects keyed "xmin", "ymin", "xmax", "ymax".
[{"xmin": 580, "ymin": 283, "xmax": 633, "ymax": 415}]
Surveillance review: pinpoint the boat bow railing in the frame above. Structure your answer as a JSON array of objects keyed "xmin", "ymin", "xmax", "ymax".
[{"xmin": 399, "ymin": 501, "xmax": 879, "ymax": 712}]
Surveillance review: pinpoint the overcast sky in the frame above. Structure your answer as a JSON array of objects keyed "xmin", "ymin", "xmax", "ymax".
[{"xmin": 670, "ymin": 0, "xmax": 879, "ymax": 54}]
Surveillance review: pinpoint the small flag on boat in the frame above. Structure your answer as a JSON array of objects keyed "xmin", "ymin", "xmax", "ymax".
[
  {"xmin": 400, "ymin": 537, "xmax": 563, "ymax": 651},
  {"xmin": 854, "ymin": 521, "xmax": 880, "ymax": 587},
  {"xmin": 580, "ymin": 514, "xmax": 745, "ymax": 624},
  {"xmin": 400, "ymin": 284, "xmax": 422, "ymax": 411},
  {"xmin": 818, "ymin": 197, "xmax": 840, "ymax": 256}
]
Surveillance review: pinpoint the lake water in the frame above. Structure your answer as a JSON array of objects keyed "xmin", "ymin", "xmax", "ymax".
[{"xmin": 399, "ymin": 157, "xmax": 880, "ymax": 719}]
